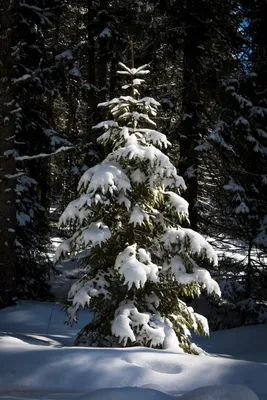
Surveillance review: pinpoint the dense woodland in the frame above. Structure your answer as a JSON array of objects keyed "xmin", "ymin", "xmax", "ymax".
[{"xmin": 1, "ymin": 0, "xmax": 267, "ymax": 346}]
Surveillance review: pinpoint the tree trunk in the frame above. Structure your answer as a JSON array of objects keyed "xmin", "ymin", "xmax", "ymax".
[
  {"xmin": 86, "ymin": 0, "xmax": 98, "ymax": 143},
  {"xmin": 0, "ymin": 0, "xmax": 19, "ymax": 307},
  {"xmin": 178, "ymin": 0, "xmax": 205, "ymax": 230}
]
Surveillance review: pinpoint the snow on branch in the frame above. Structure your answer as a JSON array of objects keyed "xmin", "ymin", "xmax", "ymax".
[
  {"xmin": 15, "ymin": 146, "xmax": 73, "ymax": 161},
  {"xmin": 117, "ymin": 62, "xmax": 150, "ymax": 76},
  {"xmin": 4, "ymin": 172, "xmax": 25, "ymax": 179},
  {"xmin": 115, "ymin": 244, "xmax": 159, "ymax": 289},
  {"xmin": 163, "ymin": 227, "xmax": 218, "ymax": 266},
  {"xmin": 78, "ymin": 162, "xmax": 131, "ymax": 196}
]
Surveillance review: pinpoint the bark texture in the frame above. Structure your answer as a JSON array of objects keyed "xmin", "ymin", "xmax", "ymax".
[{"xmin": 0, "ymin": 0, "xmax": 19, "ymax": 307}]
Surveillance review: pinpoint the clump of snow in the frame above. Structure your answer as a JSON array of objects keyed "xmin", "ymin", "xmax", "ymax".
[
  {"xmin": 58, "ymin": 197, "xmax": 91, "ymax": 226},
  {"xmin": 54, "ymin": 221, "xmax": 111, "ymax": 263},
  {"xmin": 78, "ymin": 162, "xmax": 131, "ymax": 197},
  {"xmin": 93, "ymin": 120, "xmax": 119, "ymax": 130},
  {"xmin": 111, "ymin": 301, "xmax": 182, "ymax": 351},
  {"xmin": 223, "ymin": 179, "xmax": 245, "ymax": 192},
  {"xmin": 115, "ymin": 244, "xmax": 159, "ymax": 290},
  {"xmin": 209, "ymin": 121, "xmax": 231, "ymax": 150},
  {"xmin": 161, "ymin": 228, "xmax": 220, "ymax": 297},
  {"xmin": 131, "ymin": 169, "xmax": 147, "ymax": 184},
  {"xmin": 54, "ymin": 238, "xmax": 72, "ymax": 263},
  {"xmin": 164, "ymin": 191, "xmax": 189, "ymax": 216},
  {"xmin": 162, "ymin": 227, "xmax": 218, "ymax": 266},
  {"xmin": 235, "ymin": 116, "xmax": 250, "ymax": 127},
  {"xmin": 76, "ymin": 221, "xmax": 111, "ymax": 247},
  {"xmin": 17, "ymin": 211, "xmax": 31, "ymax": 226},
  {"xmin": 99, "ymin": 27, "xmax": 112, "ymax": 38},
  {"xmin": 138, "ymin": 128, "xmax": 170, "ymax": 148},
  {"xmin": 117, "ymin": 62, "xmax": 151, "ymax": 76},
  {"xmin": 69, "ymin": 66, "xmax": 81, "ymax": 77},
  {"xmin": 129, "ymin": 206, "xmax": 150, "ymax": 227},
  {"xmin": 13, "ymin": 74, "xmax": 31, "ymax": 83},
  {"xmin": 235, "ymin": 202, "xmax": 249, "ymax": 214},
  {"xmin": 55, "ymin": 49, "xmax": 73, "ymax": 60}
]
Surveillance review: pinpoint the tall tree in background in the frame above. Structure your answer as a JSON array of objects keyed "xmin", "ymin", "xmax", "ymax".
[
  {"xmin": 192, "ymin": 0, "xmax": 267, "ymax": 327},
  {"xmin": 151, "ymin": 0, "xmax": 240, "ymax": 231},
  {"xmin": 0, "ymin": 0, "xmax": 20, "ymax": 307},
  {"xmin": 12, "ymin": 0, "xmax": 67, "ymax": 299}
]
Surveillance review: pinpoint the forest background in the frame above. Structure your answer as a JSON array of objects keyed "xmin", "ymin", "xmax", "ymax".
[{"xmin": 1, "ymin": 0, "xmax": 267, "ymax": 332}]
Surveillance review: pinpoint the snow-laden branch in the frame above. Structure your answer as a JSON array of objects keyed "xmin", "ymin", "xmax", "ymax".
[
  {"xmin": 4, "ymin": 172, "xmax": 25, "ymax": 179},
  {"xmin": 15, "ymin": 146, "xmax": 73, "ymax": 161}
]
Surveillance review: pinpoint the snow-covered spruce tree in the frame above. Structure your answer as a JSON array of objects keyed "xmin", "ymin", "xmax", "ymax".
[{"xmin": 56, "ymin": 62, "xmax": 220, "ymax": 353}]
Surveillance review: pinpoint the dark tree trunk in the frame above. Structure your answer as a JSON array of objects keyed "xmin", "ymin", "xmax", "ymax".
[
  {"xmin": 178, "ymin": 0, "xmax": 205, "ymax": 230},
  {"xmin": 0, "ymin": 0, "xmax": 19, "ymax": 307},
  {"xmin": 86, "ymin": 0, "xmax": 98, "ymax": 143}
]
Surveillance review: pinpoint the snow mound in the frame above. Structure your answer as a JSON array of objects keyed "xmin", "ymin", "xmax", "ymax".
[
  {"xmin": 124, "ymin": 352, "xmax": 183, "ymax": 374},
  {"xmin": 180, "ymin": 384, "xmax": 259, "ymax": 400},
  {"xmin": 77, "ymin": 387, "xmax": 174, "ymax": 400}
]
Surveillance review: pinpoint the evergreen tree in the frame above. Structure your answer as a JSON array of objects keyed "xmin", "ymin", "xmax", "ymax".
[
  {"xmin": 56, "ymin": 60, "xmax": 220, "ymax": 352},
  {"xmin": 12, "ymin": 0, "xmax": 66, "ymax": 299},
  {"xmin": 0, "ymin": 0, "xmax": 20, "ymax": 307},
  {"xmin": 194, "ymin": 1, "xmax": 267, "ymax": 326}
]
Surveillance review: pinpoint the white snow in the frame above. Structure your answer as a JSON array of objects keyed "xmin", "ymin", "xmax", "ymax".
[
  {"xmin": 99, "ymin": 27, "xmax": 112, "ymax": 38},
  {"xmin": 76, "ymin": 221, "xmax": 111, "ymax": 247},
  {"xmin": 13, "ymin": 74, "xmax": 31, "ymax": 83},
  {"xmin": 130, "ymin": 169, "xmax": 147, "ymax": 184},
  {"xmin": 164, "ymin": 191, "xmax": 189, "ymax": 216},
  {"xmin": 129, "ymin": 206, "xmax": 150, "ymax": 227},
  {"xmin": 234, "ymin": 116, "xmax": 250, "ymax": 127},
  {"xmin": 58, "ymin": 196, "xmax": 91, "ymax": 226},
  {"xmin": 68, "ymin": 271, "xmax": 111, "ymax": 321},
  {"xmin": 162, "ymin": 227, "xmax": 218, "ymax": 266},
  {"xmin": 138, "ymin": 128, "xmax": 170, "ymax": 148},
  {"xmin": 69, "ymin": 66, "xmax": 82, "ymax": 77},
  {"xmin": 117, "ymin": 63, "xmax": 151, "ymax": 76},
  {"xmin": 55, "ymin": 49, "xmax": 73, "ymax": 60},
  {"xmin": 235, "ymin": 201, "xmax": 249, "ymax": 214},
  {"xmin": 111, "ymin": 301, "xmax": 181, "ymax": 350},
  {"xmin": 114, "ymin": 244, "xmax": 158, "ymax": 289},
  {"xmin": 54, "ymin": 237, "xmax": 72, "ymax": 263},
  {"xmin": 0, "ymin": 301, "xmax": 266, "ymax": 400},
  {"xmin": 93, "ymin": 120, "xmax": 119, "ymax": 130},
  {"xmin": 108, "ymin": 135, "xmax": 185, "ymax": 190},
  {"xmin": 15, "ymin": 146, "xmax": 72, "ymax": 161},
  {"xmin": 17, "ymin": 211, "xmax": 31, "ymax": 226},
  {"xmin": 180, "ymin": 384, "xmax": 258, "ymax": 400},
  {"xmin": 78, "ymin": 162, "xmax": 131, "ymax": 197}
]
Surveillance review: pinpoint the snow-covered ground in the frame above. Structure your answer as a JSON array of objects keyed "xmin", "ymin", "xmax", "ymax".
[
  {"xmin": 1, "ymin": 236, "xmax": 264, "ymax": 400},
  {"xmin": 0, "ymin": 301, "xmax": 267, "ymax": 400}
]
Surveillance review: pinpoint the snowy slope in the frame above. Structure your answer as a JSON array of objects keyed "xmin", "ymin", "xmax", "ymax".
[
  {"xmin": 0, "ymin": 301, "xmax": 91, "ymax": 346},
  {"xmin": 0, "ymin": 334, "xmax": 265, "ymax": 397},
  {"xmin": 0, "ymin": 301, "xmax": 266, "ymax": 400}
]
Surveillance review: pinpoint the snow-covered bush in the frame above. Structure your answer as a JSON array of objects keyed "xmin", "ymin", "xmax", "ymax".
[{"xmin": 56, "ymin": 62, "xmax": 220, "ymax": 352}]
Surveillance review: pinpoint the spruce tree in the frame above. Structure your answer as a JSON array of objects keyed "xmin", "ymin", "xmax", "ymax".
[
  {"xmin": 56, "ymin": 60, "xmax": 220, "ymax": 353},
  {"xmin": 13, "ymin": 0, "xmax": 65, "ymax": 299},
  {"xmin": 0, "ymin": 0, "xmax": 20, "ymax": 307},
  {"xmin": 198, "ymin": 0, "xmax": 267, "ymax": 325}
]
